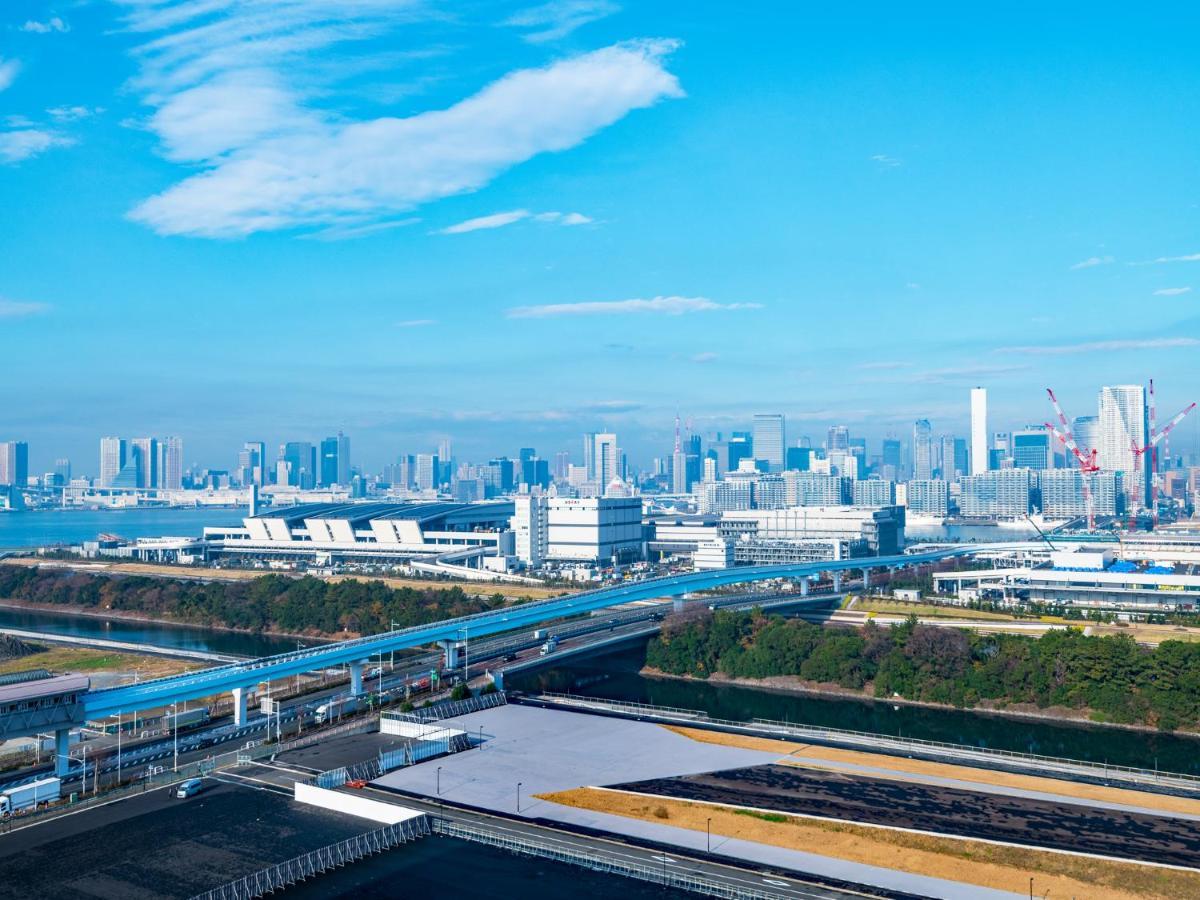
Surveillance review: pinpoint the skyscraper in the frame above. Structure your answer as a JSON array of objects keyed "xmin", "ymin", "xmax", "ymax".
[
  {"xmin": 1072, "ymin": 415, "xmax": 1099, "ymax": 457},
  {"xmin": 281, "ymin": 441, "xmax": 316, "ymax": 489},
  {"xmin": 970, "ymin": 387, "xmax": 988, "ymax": 475},
  {"xmin": 0, "ymin": 442, "xmax": 28, "ymax": 487},
  {"xmin": 99, "ymin": 437, "xmax": 126, "ymax": 487},
  {"xmin": 826, "ymin": 425, "xmax": 850, "ymax": 452},
  {"xmin": 159, "ymin": 436, "xmax": 184, "ymax": 489},
  {"xmin": 1098, "ymin": 385, "xmax": 1149, "ymax": 504},
  {"xmin": 319, "ymin": 432, "xmax": 350, "ymax": 487},
  {"xmin": 239, "ymin": 441, "xmax": 266, "ymax": 486},
  {"xmin": 752, "ymin": 414, "xmax": 785, "ymax": 471},
  {"xmin": 913, "ymin": 419, "xmax": 933, "ymax": 480},
  {"xmin": 592, "ymin": 433, "xmax": 618, "ymax": 486},
  {"xmin": 1012, "ymin": 427, "xmax": 1053, "ymax": 470}
]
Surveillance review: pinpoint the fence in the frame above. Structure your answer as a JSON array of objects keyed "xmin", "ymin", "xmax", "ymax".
[
  {"xmin": 431, "ymin": 819, "xmax": 791, "ymax": 900},
  {"xmin": 189, "ymin": 815, "xmax": 432, "ymax": 900},
  {"xmin": 529, "ymin": 693, "xmax": 1200, "ymax": 791},
  {"xmin": 383, "ymin": 688, "xmax": 507, "ymax": 725}
]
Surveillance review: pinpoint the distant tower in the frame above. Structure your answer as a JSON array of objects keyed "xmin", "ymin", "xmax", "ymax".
[
  {"xmin": 672, "ymin": 414, "xmax": 688, "ymax": 494},
  {"xmin": 970, "ymin": 387, "xmax": 988, "ymax": 475}
]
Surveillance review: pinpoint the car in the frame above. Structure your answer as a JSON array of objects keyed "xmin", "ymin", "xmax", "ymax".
[
  {"xmin": 175, "ymin": 778, "xmax": 205, "ymax": 799},
  {"xmin": 503, "ymin": 652, "xmax": 519, "ymax": 662}
]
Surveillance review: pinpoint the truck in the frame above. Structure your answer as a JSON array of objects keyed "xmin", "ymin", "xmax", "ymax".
[
  {"xmin": 532, "ymin": 629, "xmax": 547, "ymax": 641},
  {"xmin": 538, "ymin": 636, "xmax": 559, "ymax": 656},
  {"xmin": 314, "ymin": 696, "xmax": 359, "ymax": 724},
  {"xmin": 162, "ymin": 707, "xmax": 210, "ymax": 731},
  {"xmin": 0, "ymin": 777, "xmax": 61, "ymax": 816}
]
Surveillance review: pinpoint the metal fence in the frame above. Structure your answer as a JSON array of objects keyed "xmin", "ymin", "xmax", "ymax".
[
  {"xmin": 189, "ymin": 815, "xmax": 432, "ymax": 900},
  {"xmin": 432, "ymin": 819, "xmax": 791, "ymax": 900},
  {"xmin": 530, "ymin": 693, "xmax": 1200, "ymax": 791},
  {"xmin": 383, "ymin": 688, "xmax": 507, "ymax": 724}
]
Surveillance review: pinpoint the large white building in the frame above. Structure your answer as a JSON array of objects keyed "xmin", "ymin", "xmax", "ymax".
[
  {"xmin": 752, "ymin": 414, "xmax": 785, "ymax": 471},
  {"xmin": 970, "ymin": 387, "xmax": 988, "ymax": 475},
  {"xmin": 720, "ymin": 505, "xmax": 904, "ymax": 556},
  {"xmin": 1040, "ymin": 470, "xmax": 1124, "ymax": 519},
  {"xmin": 510, "ymin": 495, "xmax": 548, "ymax": 567},
  {"xmin": 1098, "ymin": 385, "xmax": 1149, "ymax": 505},
  {"xmin": 511, "ymin": 496, "xmax": 643, "ymax": 566}
]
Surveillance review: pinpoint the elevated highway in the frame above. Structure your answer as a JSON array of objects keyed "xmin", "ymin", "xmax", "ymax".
[{"xmin": 41, "ymin": 542, "xmax": 1040, "ymax": 774}]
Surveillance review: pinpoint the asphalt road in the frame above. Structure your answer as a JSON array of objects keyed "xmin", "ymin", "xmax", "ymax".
[{"xmin": 614, "ymin": 764, "xmax": 1200, "ymax": 869}]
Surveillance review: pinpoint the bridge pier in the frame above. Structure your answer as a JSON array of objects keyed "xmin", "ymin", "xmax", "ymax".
[
  {"xmin": 799, "ymin": 578, "xmax": 809, "ymax": 597},
  {"xmin": 862, "ymin": 569, "xmax": 871, "ymax": 590},
  {"xmin": 673, "ymin": 597, "xmax": 685, "ymax": 613},
  {"xmin": 439, "ymin": 641, "xmax": 462, "ymax": 669},
  {"xmin": 349, "ymin": 660, "xmax": 366, "ymax": 696},
  {"xmin": 832, "ymin": 572, "xmax": 842, "ymax": 593},
  {"xmin": 54, "ymin": 728, "xmax": 71, "ymax": 777},
  {"xmin": 232, "ymin": 686, "xmax": 250, "ymax": 727},
  {"xmin": 489, "ymin": 670, "xmax": 504, "ymax": 691}
]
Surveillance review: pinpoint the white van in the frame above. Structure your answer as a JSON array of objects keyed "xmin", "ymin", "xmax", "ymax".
[{"xmin": 175, "ymin": 778, "xmax": 205, "ymax": 799}]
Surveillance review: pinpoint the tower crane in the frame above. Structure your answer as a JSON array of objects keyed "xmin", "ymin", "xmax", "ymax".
[
  {"xmin": 1044, "ymin": 388, "xmax": 1100, "ymax": 531},
  {"xmin": 1131, "ymin": 379, "xmax": 1196, "ymax": 528}
]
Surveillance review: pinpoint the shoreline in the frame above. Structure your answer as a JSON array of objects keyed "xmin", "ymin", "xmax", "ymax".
[
  {"xmin": 0, "ymin": 599, "xmax": 339, "ymax": 643},
  {"xmin": 639, "ymin": 665, "xmax": 1200, "ymax": 739}
]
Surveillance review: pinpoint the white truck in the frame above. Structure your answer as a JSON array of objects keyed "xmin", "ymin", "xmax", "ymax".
[
  {"xmin": 0, "ymin": 777, "xmax": 61, "ymax": 816},
  {"xmin": 539, "ymin": 636, "xmax": 559, "ymax": 656},
  {"xmin": 314, "ymin": 696, "xmax": 359, "ymax": 724}
]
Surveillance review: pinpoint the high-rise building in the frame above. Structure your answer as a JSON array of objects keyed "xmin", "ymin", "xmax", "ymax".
[
  {"xmin": 1012, "ymin": 427, "xmax": 1053, "ymax": 471},
  {"xmin": 319, "ymin": 432, "xmax": 350, "ymax": 487},
  {"xmin": 826, "ymin": 425, "xmax": 850, "ymax": 452},
  {"xmin": 591, "ymin": 433, "xmax": 619, "ymax": 487},
  {"xmin": 1040, "ymin": 470, "xmax": 1124, "ymax": 518},
  {"xmin": 939, "ymin": 434, "xmax": 958, "ymax": 480},
  {"xmin": 853, "ymin": 479, "xmax": 896, "ymax": 506},
  {"xmin": 0, "ymin": 442, "xmax": 28, "ymax": 487},
  {"xmin": 906, "ymin": 479, "xmax": 949, "ymax": 515},
  {"xmin": 280, "ymin": 441, "xmax": 316, "ymax": 489},
  {"xmin": 99, "ymin": 437, "xmax": 126, "ymax": 487},
  {"xmin": 53, "ymin": 458, "xmax": 71, "ymax": 486},
  {"xmin": 785, "ymin": 446, "xmax": 811, "ymax": 472},
  {"xmin": 239, "ymin": 441, "xmax": 267, "ymax": 487},
  {"xmin": 415, "ymin": 453, "xmax": 439, "ymax": 491},
  {"xmin": 881, "ymin": 437, "xmax": 902, "ymax": 479},
  {"xmin": 1072, "ymin": 415, "xmax": 1100, "ymax": 457},
  {"xmin": 158, "ymin": 436, "xmax": 184, "ymax": 489},
  {"xmin": 970, "ymin": 387, "xmax": 988, "ymax": 475},
  {"xmin": 960, "ymin": 469, "xmax": 1033, "ymax": 517},
  {"xmin": 752, "ymin": 414, "xmax": 785, "ymax": 471},
  {"xmin": 130, "ymin": 437, "xmax": 158, "ymax": 488},
  {"xmin": 1098, "ymin": 385, "xmax": 1149, "ymax": 505},
  {"xmin": 913, "ymin": 419, "xmax": 933, "ymax": 480}
]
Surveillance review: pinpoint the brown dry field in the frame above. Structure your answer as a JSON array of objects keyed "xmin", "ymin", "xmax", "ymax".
[
  {"xmin": 540, "ymin": 786, "xmax": 1200, "ymax": 900},
  {"xmin": 662, "ymin": 725, "xmax": 1200, "ymax": 817}
]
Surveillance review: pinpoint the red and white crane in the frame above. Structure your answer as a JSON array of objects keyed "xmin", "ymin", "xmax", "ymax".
[
  {"xmin": 1131, "ymin": 379, "xmax": 1196, "ymax": 527},
  {"xmin": 1044, "ymin": 388, "xmax": 1100, "ymax": 531}
]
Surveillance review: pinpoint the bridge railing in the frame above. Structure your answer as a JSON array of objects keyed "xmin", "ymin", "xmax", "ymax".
[{"xmin": 528, "ymin": 692, "xmax": 1200, "ymax": 791}]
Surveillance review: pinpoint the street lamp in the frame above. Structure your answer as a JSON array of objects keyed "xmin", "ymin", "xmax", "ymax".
[
  {"xmin": 436, "ymin": 766, "xmax": 442, "ymax": 796},
  {"xmin": 516, "ymin": 781, "xmax": 522, "ymax": 813},
  {"xmin": 390, "ymin": 620, "xmax": 400, "ymax": 670},
  {"xmin": 172, "ymin": 702, "xmax": 179, "ymax": 772},
  {"xmin": 706, "ymin": 817, "xmax": 712, "ymax": 852},
  {"xmin": 110, "ymin": 712, "xmax": 123, "ymax": 786}
]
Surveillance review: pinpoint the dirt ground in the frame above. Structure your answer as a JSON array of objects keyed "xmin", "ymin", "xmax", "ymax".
[
  {"xmin": 662, "ymin": 725, "xmax": 1200, "ymax": 818},
  {"xmin": 540, "ymin": 786, "xmax": 1200, "ymax": 900},
  {"xmin": 0, "ymin": 646, "xmax": 199, "ymax": 679}
]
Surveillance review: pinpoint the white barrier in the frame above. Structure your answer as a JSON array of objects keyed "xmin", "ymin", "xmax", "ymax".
[{"xmin": 293, "ymin": 782, "xmax": 424, "ymax": 825}]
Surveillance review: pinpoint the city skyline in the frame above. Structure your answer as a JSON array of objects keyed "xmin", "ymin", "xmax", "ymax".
[{"xmin": 3, "ymin": 4, "xmax": 1200, "ymax": 466}]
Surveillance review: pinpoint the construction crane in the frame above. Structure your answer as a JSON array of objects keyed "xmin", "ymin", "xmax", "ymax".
[
  {"xmin": 1131, "ymin": 379, "xmax": 1196, "ymax": 528},
  {"xmin": 1044, "ymin": 388, "xmax": 1100, "ymax": 531}
]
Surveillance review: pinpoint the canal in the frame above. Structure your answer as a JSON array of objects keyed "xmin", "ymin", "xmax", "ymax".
[{"xmin": 509, "ymin": 637, "xmax": 1200, "ymax": 776}]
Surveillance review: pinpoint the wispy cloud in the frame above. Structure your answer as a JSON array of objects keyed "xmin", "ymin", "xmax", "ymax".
[
  {"xmin": 0, "ymin": 58, "xmax": 19, "ymax": 93},
  {"xmin": 118, "ymin": 0, "xmax": 682, "ymax": 238},
  {"xmin": 691, "ymin": 351, "xmax": 718, "ymax": 363},
  {"xmin": 507, "ymin": 295, "xmax": 762, "ymax": 319},
  {"xmin": 1136, "ymin": 252, "xmax": 1200, "ymax": 265},
  {"xmin": 1070, "ymin": 255, "xmax": 1114, "ymax": 270},
  {"xmin": 47, "ymin": 106, "xmax": 103, "ymax": 122},
  {"xmin": 303, "ymin": 217, "xmax": 420, "ymax": 242},
  {"xmin": 504, "ymin": 1, "xmax": 620, "ymax": 43},
  {"xmin": 0, "ymin": 299, "xmax": 51, "ymax": 318},
  {"xmin": 0, "ymin": 129, "xmax": 74, "ymax": 164},
  {"xmin": 396, "ymin": 318, "xmax": 436, "ymax": 328},
  {"xmin": 438, "ymin": 208, "xmax": 593, "ymax": 234},
  {"xmin": 1154, "ymin": 287, "xmax": 1192, "ymax": 297},
  {"xmin": 20, "ymin": 17, "xmax": 69, "ymax": 34},
  {"xmin": 906, "ymin": 364, "xmax": 1030, "ymax": 384},
  {"xmin": 997, "ymin": 337, "xmax": 1200, "ymax": 355},
  {"xmin": 870, "ymin": 153, "xmax": 901, "ymax": 168},
  {"xmin": 857, "ymin": 360, "xmax": 911, "ymax": 371},
  {"xmin": 582, "ymin": 399, "xmax": 642, "ymax": 413}
]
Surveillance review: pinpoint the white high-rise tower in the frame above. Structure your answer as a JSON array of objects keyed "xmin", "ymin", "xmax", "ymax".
[
  {"xmin": 1098, "ymin": 385, "xmax": 1149, "ymax": 506},
  {"xmin": 969, "ymin": 387, "xmax": 988, "ymax": 475}
]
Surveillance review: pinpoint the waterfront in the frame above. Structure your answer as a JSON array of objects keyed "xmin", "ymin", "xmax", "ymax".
[
  {"xmin": 0, "ymin": 507, "xmax": 244, "ymax": 550},
  {"xmin": 510, "ymin": 640, "xmax": 1200, "ymax": 775}
]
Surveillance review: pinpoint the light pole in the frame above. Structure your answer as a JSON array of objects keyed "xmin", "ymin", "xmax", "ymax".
[
  {"xmin": 295, "ymin": 641, "xmax": 304, "ymax": 693},
  {"xmin": 707, "ymin": 816, "xmax": 712, "ymax": 852},
  {"xmin": 111, "ymin": 712, "xmax": 123, "ymax": 786},
  {"xmin": 390, "ymin": 620, "xmax": 400, "ymax": 670},
  {"xmin": 436, "ymin": 766, "xmax": 442, "ymax": 796},
  {"xmin": 516, "ymin": 781, "xmax": 522, "ymax": 813},
  {"xmin": 172, "ymin": 702, "xmax": 179, "ymax": 772}
]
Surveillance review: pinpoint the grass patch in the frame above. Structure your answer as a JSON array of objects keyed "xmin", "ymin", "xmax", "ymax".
[
  {"xmin": 855, "ymin": 599, "xmax": 1017, "ymax": 621},
  {"xmin": 735, "ymin": 809, "xmax": 788, "ymax": 823},
  {"xmin": 0, "ymin": 646, "xmax": 198, "ymax": 679}
]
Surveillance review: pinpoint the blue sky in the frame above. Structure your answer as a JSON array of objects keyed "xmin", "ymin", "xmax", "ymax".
[{"xmin": 2, "ymin": 2, "xmax": 1200, "ymax": 474}]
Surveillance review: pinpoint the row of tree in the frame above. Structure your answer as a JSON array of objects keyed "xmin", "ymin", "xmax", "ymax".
[
  {"xmin": 646, "ymin": 609, "xmax": 1200, "ymax": 731},
  {"xmin": 0, "ymin": 566, "xmax": 507, "ymax": 636}
]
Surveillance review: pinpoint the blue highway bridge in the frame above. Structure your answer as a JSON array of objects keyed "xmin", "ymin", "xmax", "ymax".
[{"xmin": 49, "ymin": 542, "xmax": 1037, "ymax": 774}]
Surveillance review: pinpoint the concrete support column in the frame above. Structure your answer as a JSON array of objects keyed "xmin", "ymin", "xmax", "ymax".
[
  {"xmin": 439, "ymin": 641, "xmax": 461, "ymax": 669},
  {"xmin": 799, "ymin": 579, "xmax": 809, "ymax": 597},
  {"xmin": 863, "ymin": 569, "xmax": 871, "ymax": 589},
  {"xmin": 349, "ymin": 660, "xmax": 365, "ymax": 696},
  {"xmin": 232, "ymin": 686, "xmax": 250, "ymax": 727},
  {"xmin": 489, "ymin": 670, "xmax": 504, "ymax": 691},
  {"xmin": 672, "ymin": 597, "xmax": 685, "ymax": 612},
  {"xmin": 832, "ymin": 571, "xmax": 842, "ymax": 593},
  {"xmin": 54, "ymin": 728, "xmax": 71, "ymax": 777}
]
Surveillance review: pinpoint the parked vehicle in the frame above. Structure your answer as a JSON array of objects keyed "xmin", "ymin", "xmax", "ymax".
[
  {"xmin": 0, "ymin": 777, "xmax": 61, "ymax": 816},
  {"xmin": 163, "ymin": 707, "xmax": 211, "ymax": 731},
  {"xmin": 314, "ymin": 696, "xmax": 359, "ymax": 724},
  {"xmin": 175, "ymin": 778, "xmax": 205, "ymax": 799}
]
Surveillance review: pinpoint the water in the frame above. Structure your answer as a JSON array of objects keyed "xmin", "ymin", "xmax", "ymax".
[
  {"xmin": 510, "ymin": 639, "xmax": 1200, "ymax": 775},
  {"xmin": 0, "ymin": 506, "xmax": 245, "ymax": 549},
  {"xmin": 285, "ymin": 835, "xmax": 694, "ymax": 899},
  {"xmin": 0, "ymin": 604, "xmax": 305, "ymax": 657}
]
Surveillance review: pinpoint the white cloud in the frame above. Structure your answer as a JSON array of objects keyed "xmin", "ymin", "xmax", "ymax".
[
  {"xmin": 0, "ymin": 299, "xmax": 50, "ymax": 318},
  {"xmin": 0, "ymin": 129, "xmax": 74, "ymax": 164},
  {"xmin": 21, "ymin": 17, "xmax": 69, "ymax": 34},
  {"xmin": 1154, "ymin": 287, "xmax": 1192, "ymax": 297},
  {"xmin": 304, "ymin": 217, "xmax": 419, "ymax": 241},
  {"xmin": 47, "ymin": 105, "xmax": 103, "ymax": 122},
  {"xmin": 396, "ymin": 318, "xmax": 436, "ymax": 327},
  {"xmin": 0, "ymin": 58, "xmax": 19, "ymax": 93},
  {"xmin": 438, "ymin": 208, "xmax": 593, "ymax": 234},
  {"xmin": 997, "ymin": 337, "xmax": 1200, "ymax": 355},
  {"xmin": 691, "ymin": 351, "xmax": 718, "ymax": 363},
  {"xmin": 1069, "ymin": 255, "xmax": 1114, "ymax": 270},
  {"xmin": 129, "ymin": 36, "xmax": 686, "ymax": 237},
  {"xmin": 440, "ymin": 209, "xmax": 532, "ymax": 234},
  {"xmin": 870, "ymin": 153, "xmax": 901, "ymax": 168},
  {"xmin": 507, "ymin": 295, "xmax": 762, "ymax": 318},
  {"xmin": 504, "ymin": 1, "xmax": 620, "ymax": 43},
  {"xmin": 1142, "ymin": 252, "xmax": 1200, "ymax": 264}
]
